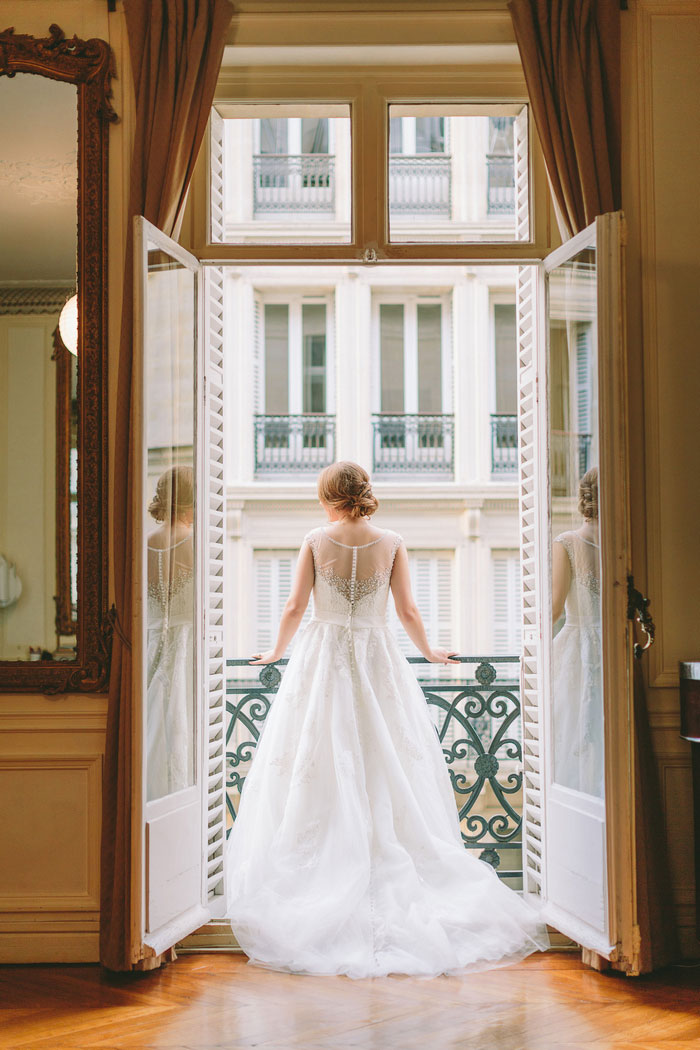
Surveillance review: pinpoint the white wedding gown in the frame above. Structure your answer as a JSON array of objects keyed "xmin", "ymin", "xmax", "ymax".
[
  {"xmin": 226, "ymin": 527, "xmax": 549, "ymax": 977},
  {"xmin": 551, "ymin": 530, "xmax": 604, "ymax": 797}
]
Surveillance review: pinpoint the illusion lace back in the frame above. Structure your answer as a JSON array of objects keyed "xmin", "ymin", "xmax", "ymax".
[
  {"xmin": 226, "ymin": 525, "xmax": 549, "ymax": 977},
  {"xmin": 146, "ymin": 536, "xmax": 194, "ymax": 801},
  {"xmin": 552, "ymin": 531, "xmax": 604, "ymax": 797}
]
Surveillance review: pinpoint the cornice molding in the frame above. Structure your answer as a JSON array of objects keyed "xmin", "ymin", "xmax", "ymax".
[{"xmin": 0, "ymin": 286, "xmax": 74, "ymax": 315}]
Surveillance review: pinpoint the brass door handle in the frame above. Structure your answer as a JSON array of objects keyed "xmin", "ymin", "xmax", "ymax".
[{"xmin": 627, "ymin": 575, "xmax": 656, "ymax": 659}]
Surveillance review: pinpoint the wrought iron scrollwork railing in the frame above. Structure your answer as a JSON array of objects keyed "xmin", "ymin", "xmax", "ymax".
[
  {"xmin": 253, "ymin": 154, "xmax": 335, "ymax": 214},
  {"xmin": 490, "ymin": 413, "xmax": 518, "ymax": 474},
  {"xmin": 388, "ymin": 154, "xmax": 452, "ymax": 216},
  {"xmin": 254, "ymin": 414, "xmax": 335, "ymax": 474},
  {"xmin": 226, "ymin": 655, "xmax": 523, "ymax": 881},
  {"xmin": 372, "ymin": 413, "xmax": 455, "ymax": 476}
]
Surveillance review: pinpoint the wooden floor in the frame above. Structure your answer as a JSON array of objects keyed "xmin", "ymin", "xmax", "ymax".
[{"xmin": 1, "ymin": 952, "xmax": 700, "ymax": 1050}]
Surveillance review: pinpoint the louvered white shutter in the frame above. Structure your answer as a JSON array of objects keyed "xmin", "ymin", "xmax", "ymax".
[
  {"xmin": 209, "ymin": 107, "xmax": 225, "ymax": 243},
  {"xmin": 491, "ymin": 551, "xmax": 522, "ymax": 655},
  {"xmin": 389, "ymin": 552, "xmax": 453, "ymax": 659},
  {"xmin": 253, "ymin": 295, "xmax": 262, "ymax": 413},
  {"xmin": 517, "ymin": 264, "xmax": 544, "ymax": 898},
  {"xmin": 254, "ymin": 550, "xmax": 312, "ymax": 652},
  {"xmin": 576, "ymin": 326, "xmax": 591, "ymax": 435},
  {"xmin": 203, "ymin": 265, "xmax": 227, "ymax": 912},
  {"xmin": 514, "ymin": 106, "xmax": 530, "ymax": 242}
]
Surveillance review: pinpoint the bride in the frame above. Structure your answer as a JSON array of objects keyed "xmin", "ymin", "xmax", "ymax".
[{"xmin": 226, "ymin": 461, "xmax": 549, "ymax": 977}]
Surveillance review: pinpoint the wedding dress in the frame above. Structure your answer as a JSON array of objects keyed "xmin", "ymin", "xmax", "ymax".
[
  {"xmin": 551, "ymin": 530, "xmax": 604, "ymax": 797},
  {"xmin": 226, "ymin": 526, "xmax": 549, "ymax": 977},
  {"xmin": 146, "ymin": 535, "xmax": 194, "ymax": 802}
]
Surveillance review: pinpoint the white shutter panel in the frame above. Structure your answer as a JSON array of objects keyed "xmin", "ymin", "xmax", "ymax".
[
  {"xmin": 517, "ymin": 264, "xmax": 544, "ymax": 897},
  {"xmin": 388, "ymin": 552, "xmax": 453, "ymax": 663},
  {"xmin": 204, "ymin": 265, "xmax": 226, "ymax": 910},
  {"xmin": 209, "ymin": 107, "xmax": 225, "ymax": 243},
  {"xmin": 491, "ymin": 551, "xmax": 522, "ymax": 655},
  {"xmin": 514, "ymin": 106, "xmax": 530, "ymax": 242},
  {"xmin": 253, "ymin": 294, "xmax": 262, "ymax": 413},
  {"xmin": 576, "ymin": 326, "xmax": 591, "ymax": 434},
  {"xmin": 255, "ymin": 550, "xmax": 312, "ymax": 653}
]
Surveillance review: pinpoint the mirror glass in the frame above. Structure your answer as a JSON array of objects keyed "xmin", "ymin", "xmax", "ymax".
[
  {"xmin": 547, "ymin": 247, "xmax": 604, "ymax": 798},
  {"xmin": 0, "ymin": 74, "xmax": 78, "ymax": 661},
  {"xmin": 144, "ymin": 243, "xmax": 197, "ymax": 802}
]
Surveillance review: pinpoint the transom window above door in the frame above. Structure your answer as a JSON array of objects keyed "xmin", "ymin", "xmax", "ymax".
[
  {"xmin": 387, "ymin": 105, "xmax": 529, "ymax": 244},
  {"xmin": 210, "ymin": 104, "xmax": 351, "ymax": 244}
]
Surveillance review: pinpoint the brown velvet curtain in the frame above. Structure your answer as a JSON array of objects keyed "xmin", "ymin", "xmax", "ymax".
[
  {"xmin": 100, "ymin": 0, "xmax": 233, "ymax": 972},
  {"xmin": 508, "ymin": 0, "xmax": 621, "ymax": 240},
  {"xmin": 508, "ymin": 0, "xmax": 678, "ymax": 972}
]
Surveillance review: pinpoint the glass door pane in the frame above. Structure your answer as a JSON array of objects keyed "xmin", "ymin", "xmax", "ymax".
[{"xmin": 547, "ymin": 248, "xmax": 602, "ymax": 798}]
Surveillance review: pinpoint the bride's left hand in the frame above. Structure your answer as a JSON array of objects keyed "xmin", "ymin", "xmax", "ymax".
[
  {"xmin": 249, "ymin": 650, "xmax": 280, "ymax": 665},
  {"xmin": 426, "ymin": 648, "xmax": 460, "ymax": 665}
]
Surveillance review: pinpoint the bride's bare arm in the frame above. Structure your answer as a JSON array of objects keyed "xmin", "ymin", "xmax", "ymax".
[
  {"xmin": 250, "ymin": 540, "xmax": 315, "ymax": 664},
  {"xmin": 390, "ymin": 542, "xmax": 459, "ymax": 665}
]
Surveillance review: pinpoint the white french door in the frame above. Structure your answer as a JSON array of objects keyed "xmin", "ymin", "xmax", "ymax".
[
  {"xmin": 519, "ymin": 212, "xmax": 637, "ymax": 967},
  {"xmin": 133, "ymin": 217, "xmax": 227, "ymax": 957}
]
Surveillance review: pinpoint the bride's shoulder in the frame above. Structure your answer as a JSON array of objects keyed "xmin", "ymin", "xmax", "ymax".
[
  {"xmin": 302, "ymin": 525, "xmax": 325, "ymax": 548},
  {"xmin": 383, "ymin": 528, "xmax": 404, "ymax": 548}
]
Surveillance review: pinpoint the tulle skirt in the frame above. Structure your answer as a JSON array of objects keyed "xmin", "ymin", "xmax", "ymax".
[
  {"xmin": 226, "ymin": 619, "xmax": 549, "ymax": 977},
  {"xmin": 552, "ymin": 623, "xmax": 604, "ymax": 797}
]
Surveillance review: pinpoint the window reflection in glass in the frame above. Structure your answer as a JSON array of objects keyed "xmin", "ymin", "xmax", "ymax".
[
  {"xmin": 145, "ymin": 246, "xmax": 197, "ymax": 803},
  {"xmin": 548, "ymin": 247, "xmax": 604, "ymax": 798}
]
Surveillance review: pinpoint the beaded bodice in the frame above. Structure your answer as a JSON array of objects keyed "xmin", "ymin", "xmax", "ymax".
[
  {"xmin": 146, "ymin": 535, "xmax": 194, "ymax": 629},
  {"xmin": 554, "ymin": 530, "xmax": 601, "ymax": 629},
  {"xmin": 305, "ymin": 527, "xmax": 402, "ymax": 623}
]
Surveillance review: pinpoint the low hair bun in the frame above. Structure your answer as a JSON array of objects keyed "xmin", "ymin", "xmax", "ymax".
[
  {"xmin": 148, "ymin": 465, "xmax": 195, "ymax": 523},
  {"xmin": 577, "ymin": 466, "xmax": 599, "ymax": 521},
  {"xmin": 317, "ymin": 461, "xmax": 379, "ymax": 519}
]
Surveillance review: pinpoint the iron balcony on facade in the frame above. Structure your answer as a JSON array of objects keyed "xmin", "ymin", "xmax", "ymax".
[
  {"xmin": 491, "ymin": 414, "xmax": 518, "ymax": 475},
  {"xmin": 372, "ymin": 414, "xmax": 455, "ymax": 477},
  {"xmin": 253, "ymin": 154, "xmax": 335, "ymax": 215},
  {"xmin": 388, "ymin": 155, "xmax": 452, "ymax": 217},
  {"xmin": 255, "ymin": 414, "xmax": 335, "ymax": 474}
]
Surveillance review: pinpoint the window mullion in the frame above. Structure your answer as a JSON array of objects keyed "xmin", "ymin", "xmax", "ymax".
[{"xmin": 354, "ymin": 86, "xmax": 386, "ymax": 252}]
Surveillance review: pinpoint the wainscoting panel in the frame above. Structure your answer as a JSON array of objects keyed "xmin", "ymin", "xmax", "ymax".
[{"xmin": 0, "ymin": 696, "xmax": 107, "ymax": 962}]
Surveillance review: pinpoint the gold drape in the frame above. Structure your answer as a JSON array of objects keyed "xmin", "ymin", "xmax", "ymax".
[
  {"xmin": 100, "ymin": 0, "xmax": 233, "ymax": 972},
  {"xmin": 508, "ymin": 0, "xmax": 621, "ymax": 240}
]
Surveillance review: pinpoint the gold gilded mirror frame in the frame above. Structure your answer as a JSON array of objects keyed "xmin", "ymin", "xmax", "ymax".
[{"xmin": 0, "ymin": 25, "xmax": 116, "ymax": 692}]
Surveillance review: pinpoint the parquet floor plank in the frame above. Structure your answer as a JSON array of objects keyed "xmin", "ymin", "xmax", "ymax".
[{"xmin": 1, "ymin": 952, "xmax": 699, "ymax": 1050}]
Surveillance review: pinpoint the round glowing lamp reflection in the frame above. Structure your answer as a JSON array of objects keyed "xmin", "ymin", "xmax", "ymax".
[{"xmin": 58, "ymin": 294, "xmax": 78, "ymax": 356}]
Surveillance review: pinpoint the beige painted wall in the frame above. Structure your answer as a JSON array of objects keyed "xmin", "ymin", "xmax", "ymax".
[
  {"xmin": 0, "ymin": 0, "xmax": 699, "ymax": 964},
  {"xmin": 622, "ymin": 0, "xmax": 700, "ymax": 958}
]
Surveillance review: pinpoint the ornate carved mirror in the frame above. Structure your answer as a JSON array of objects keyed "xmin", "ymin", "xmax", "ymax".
[{"xmin": 0, "ymin": 25, "xmax": 114, "ymax": 691}]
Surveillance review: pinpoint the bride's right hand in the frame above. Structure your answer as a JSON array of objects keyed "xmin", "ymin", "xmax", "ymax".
[
  {"xmin": 249, "ymin": 650, "xmax": 280, "ymax": 665},
  {"xmin": 426, "ymin": 648, "xmax": 460, "ymax": 665}
]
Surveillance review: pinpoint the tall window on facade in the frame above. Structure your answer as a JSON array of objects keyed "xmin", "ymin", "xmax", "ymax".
[
  {"xmin": 256, "ymin": 299, "xmax": 333, "ymax": 473},
  {"xmin": 491, "ymin": 301, "xmax": 518, "ymax": 475},
  {"xmin": 374, "ymin": 298, "xmax": 452, "ymax": 476}
]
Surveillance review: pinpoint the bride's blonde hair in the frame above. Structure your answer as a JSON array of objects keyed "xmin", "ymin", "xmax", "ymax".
[{"xmin": 318, "ymin": 461, "xmax": 379, "ymax": 519}]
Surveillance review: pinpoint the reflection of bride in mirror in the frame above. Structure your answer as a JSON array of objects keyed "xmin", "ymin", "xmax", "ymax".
[
  {"xmin": 551, "ymin": 467, "xmax": 603, "ymax": 797},
  {"xmin": 146, "ymin": 466, "xmax": 195, "ymax": 802}
]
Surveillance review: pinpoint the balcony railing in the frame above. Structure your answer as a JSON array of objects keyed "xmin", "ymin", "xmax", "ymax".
[
  {"xmin": 372, "ymin": 414, "xmax": 454, "ymax": 476},
  {"xmin": 551, "ymin": 429, "xmax": 593, "ymax": 497},
  {"xmin": 486, "ymin": 155, "xmax": 516, "ymax": 215},
  {"xmin": 226, "ymin": 655, "xmax": 523, "ymax": 880},
  {"xmin": 254, "ymin": 414, "xmax": 335, "ymax": 474},
  {"xmin": 491, "ymin": 414, "xmax": 518, "ymax": 474},
  {"xmin": 389, "ymin": 155, "xmax": 452, "ymax": 216},
  {"xmin": 253, "ymin": 154, "xmax": 335, "ymax": 214}
]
